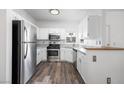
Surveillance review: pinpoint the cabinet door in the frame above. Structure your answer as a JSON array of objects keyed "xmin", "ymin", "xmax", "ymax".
[
  {"xmin": 77, "ymin": 52, "xmax": 82, "ymax": 74},
  {"xmin": 88, "ymin": 15, "xmax": 102, "ymax": 39},
  {"xmin": 41, "ymin": 48, "xmax": 47, "ymax": 61},
  {"xmin": 37, "ymin": 48, "xmax": 42, "ymax": 64},
  {"xmin": 37, "ymin": 48, "xmax": 47, "ymax": 65},
  {"xmin": 60, "ymin": 48, "xmax": 65, "ymax": 61},
  {"xmin": 60, "ymin": 48, "xmax": 73, "ymax": 62},
  {"xmin": 65, "ymin": 48, "xmax": 73, "ymax": 63},
  {"xmin": 77, "ymin": 51, "xmax": 87, "ymax": 78},
  {"xmin": 80, "ymin": 53, "xmax": 86, "ymax": 78}
]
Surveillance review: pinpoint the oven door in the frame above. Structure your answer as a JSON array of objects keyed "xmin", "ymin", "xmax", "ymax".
[{"xmin": 47, "ymin": 49, "xmax": 60, "ymax": 61}]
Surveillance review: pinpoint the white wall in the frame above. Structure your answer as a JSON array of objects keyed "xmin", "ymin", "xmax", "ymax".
[
  {"xmin": 0, "ymin": 10, "xmax": 7, "ymax": 83},
  {"xmin": 80, "ymin": 50, "xmax": 124, "ymax": 84},
  {"xmin": 0, "ymin": 9, "xmax": 37, "ymax": 83}
]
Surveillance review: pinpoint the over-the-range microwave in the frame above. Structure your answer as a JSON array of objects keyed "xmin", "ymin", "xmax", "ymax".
[{"xmin": 49, "ymin": 33, "xmax": 60, "ymax": 41}]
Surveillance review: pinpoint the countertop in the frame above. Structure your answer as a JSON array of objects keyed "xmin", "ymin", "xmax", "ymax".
[
  {"xmin": 37, "ymin": 44, "xmax": 48, "ymax": 48},
  {"xmin": 73, "ymin": 47, "xmax": 87, "ymax": 54},
  {"xmin": 61, "ymin": 46, "xmax": 87, "ymax": 54},
  {"xmin": 85, "ymin": 47, "xmax": 124, "ymax": 50},
  {"xmin": 37, "ymin": 41, "xmax": 124, "ymax": 54}
]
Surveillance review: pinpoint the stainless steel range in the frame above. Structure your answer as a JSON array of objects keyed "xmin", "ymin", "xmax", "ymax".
[{"xmin": 47, "ymin": 44, "xmax": 60, "ymax": 61}]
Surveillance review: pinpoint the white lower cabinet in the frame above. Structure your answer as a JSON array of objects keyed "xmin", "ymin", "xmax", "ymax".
[
  {"xmin": 60, "ymin": 48, "xmax": 65, "ymax": 61},
  {"xmin": 77, "ymin": 51, "xmax": 85, "ymax": 80},
  {"xmin": 37, "ymin": 47, "xmax": 47, "ymax": 65},
  {"xmin": 77, "ymin": 52, "xmax": 82, "ymax": 75},
  {"xmin": 65, "ymin": 48, "xmax": 73, "ymax": 63},
  {"xmin": 60, "ymin": 48, "xmax": 73, "ymax": 63}
]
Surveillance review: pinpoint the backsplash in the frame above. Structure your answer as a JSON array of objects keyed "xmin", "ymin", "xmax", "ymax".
[{"xmin": 80, "ymin": 39, "xmax": 102, "ymax": 47}]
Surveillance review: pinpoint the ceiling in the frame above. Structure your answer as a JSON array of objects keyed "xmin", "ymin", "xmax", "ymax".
[
  {"xmin": 25, "ymin": 9, "xmax": 87, "ymax": 22},
  {"xmin": 25, "ymin": 9, "xmax": 124, "ymax": 23}
]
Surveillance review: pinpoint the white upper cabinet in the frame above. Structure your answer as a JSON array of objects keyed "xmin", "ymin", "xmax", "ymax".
[
  {"xmin": 82, "ymin": 15, "xmax": 102, "ymax": 40},
  {"xmin": 87, "ymin": 15, "xmax": 102, "ymax": 40},
  {"xmin": 81, "ymin": 15, "xmax": 103, "ymax": 46}
]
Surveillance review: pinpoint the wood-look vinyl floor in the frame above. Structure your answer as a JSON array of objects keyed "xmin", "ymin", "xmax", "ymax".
[{"xmin": 29, "ymin": 62, "xmax": 85, "ymax": 84}]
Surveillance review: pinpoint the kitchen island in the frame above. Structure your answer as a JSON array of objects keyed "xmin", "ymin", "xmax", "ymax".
[{"xmin": 76, "ymin": 46, "xmax": 124, "ymax": 84}]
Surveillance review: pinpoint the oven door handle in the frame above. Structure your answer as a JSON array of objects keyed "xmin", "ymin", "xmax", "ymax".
[{"xmin": 47, "ymin": 49, "xmax": 60, "ymax": 51}]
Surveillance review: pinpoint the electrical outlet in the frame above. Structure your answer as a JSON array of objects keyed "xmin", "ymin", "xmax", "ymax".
[
  {"xmin": 107, "ymin": 77, "xmax": 111, "ymax": 84},
  {"xmin": 93, "ymin": 55, "xmax": 97, "ymax": 62}
]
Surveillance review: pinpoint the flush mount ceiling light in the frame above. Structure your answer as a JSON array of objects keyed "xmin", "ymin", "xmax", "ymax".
[{"xmin": 49, "ymin": 9, "xmax": 60, "ymax": 15}]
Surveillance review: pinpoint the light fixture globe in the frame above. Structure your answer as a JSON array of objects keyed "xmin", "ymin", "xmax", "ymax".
[{"xmin": 49, "ymin": 9, "xmax": 60, "ymax": 15}]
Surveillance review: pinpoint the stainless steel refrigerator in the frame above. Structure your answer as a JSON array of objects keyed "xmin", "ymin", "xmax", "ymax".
[{"xmin": 12, "ymin": 20, "xmax": 37, "ymax": 84}]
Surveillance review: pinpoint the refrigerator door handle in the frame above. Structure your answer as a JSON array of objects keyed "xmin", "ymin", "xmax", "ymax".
[
  {"xmin": 24, "ymin": 26, "xmax": 28, "ymax": 42},
  {"xmin": 24, "ymin": 26, "xmax": 28, "ymax": 59},
  {"xmin": 24, "ymin": 43, "xmax": 28, "ymax": 59}
]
